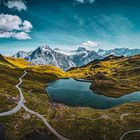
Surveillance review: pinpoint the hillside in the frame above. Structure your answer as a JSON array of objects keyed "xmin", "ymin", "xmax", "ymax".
[
  {"xmin": 0, "ymin": 55, "xmax": 68, "ymax": 139},
  {"xmin": 5, "ymin": 57, "xmax": 30, "ymax": 68},
  {"xmin": 69, "ymin": 55, "xmax": 140, "ymax": 97},
  {"xmin": 0, "ymin": 54, "xmax": 140, "ymax": 140},
  {"xmin": 0, "ymin": 54, "xmax": 67, "ymax": 113}
]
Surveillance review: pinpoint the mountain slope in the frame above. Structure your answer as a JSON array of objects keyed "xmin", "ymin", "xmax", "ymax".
[
  {"xmin": 0, "ymin": 53, "xmax": 31, "ymax": 69},
  {"xmin": 5, "ymin": 57, "xmax": 30, "ymax": 68},
  {"xmin": 69, "ymin": 47, "xmax": 101, "ymax": 66},
  {"xmin": 0, "ymin": 54, "xmax": 15, "ymax": 67},
  {"xmin": 69, "ymin": 54, "xmax": 140, "ymax": 97}
]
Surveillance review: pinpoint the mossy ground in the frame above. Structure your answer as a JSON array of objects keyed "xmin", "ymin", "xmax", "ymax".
[{"xmin": 0, "ymin": 55, "xmax": 140, "ymax": 140}]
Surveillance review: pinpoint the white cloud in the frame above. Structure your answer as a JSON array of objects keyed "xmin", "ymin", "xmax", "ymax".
[
  {"xmin": 81, "ymin": 41, "xmax": 101, "ymax": 50},
  {"xmin": 74, "ymin": 0, "xmax": 95, "ymax": 4},
  {"xmin": 0, "ymin": 14, "xmax": 22, "ymax": 31},
  {"xmin": 0, "ymin": 14, "xmax": 33, "ymax": 40},
  {"xmin": 0, "ymin": 32, "xmax": 12, "ymax": 38},
  {"xmin": 0, "ymin": 31, "xmax": 31, "ymax": 40},
  {"xmin": 82, "ymin": 41, "xmax": 99, "ymax": 47},
  {"xmin": 13, "ymin": 32, "xmax": 31, "ymax": 40},
  {"xmin": 7, "ymin": 0, "xmax": 27, "ymax": 11},
  {"xmin": 22, "ymin": 20, "xmax": 33, "ymax": 32}
]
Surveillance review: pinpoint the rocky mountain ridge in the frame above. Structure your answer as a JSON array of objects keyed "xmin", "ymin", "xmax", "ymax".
[{"xmin": 13, "ymin": 45, "xmax": 140, "ymax": 70}]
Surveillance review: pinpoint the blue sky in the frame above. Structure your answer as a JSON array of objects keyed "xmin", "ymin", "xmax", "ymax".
[{"xmin": 0, "ymin": 0, "xmax": 140, "ymax": 55}]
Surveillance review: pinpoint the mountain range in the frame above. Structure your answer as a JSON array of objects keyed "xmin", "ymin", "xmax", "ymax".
[{"xmin": 13, "ymin": 45, "xmax": 140, "ymax": 70}]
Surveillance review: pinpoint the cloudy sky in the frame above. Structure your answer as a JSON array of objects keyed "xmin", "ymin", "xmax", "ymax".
[{"xmin": 0, "ymin": 0, "xmax": 140, "ymax": 55}]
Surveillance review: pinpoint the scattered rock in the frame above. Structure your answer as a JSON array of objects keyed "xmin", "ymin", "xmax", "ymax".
[{"xmin": 23, "ymin": 113, "xmax": 31, "ymax": 120}]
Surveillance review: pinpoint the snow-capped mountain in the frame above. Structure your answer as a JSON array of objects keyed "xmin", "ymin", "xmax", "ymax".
[
  {"xmin": 13, "ymin": 51, "xmax": 29, "ymax": 59},
  {"xmin": 14, "ymin": 45, "xmax": 75, "ymax": 70},
  {"xmin": 13, "ymin": 45, "xmax": 140, "ymax": 70},
  {"xmin": 69, "ymin": 47, "xmax": 101, "ymax": 66},
  {"xmin": 98, "ymin": 48, "xmax": 140, "ymax": 58}
]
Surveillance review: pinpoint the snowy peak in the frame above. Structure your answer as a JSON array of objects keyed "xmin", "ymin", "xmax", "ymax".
[
  {"xmin": 53, "ymin": 48, "xmax": 60, "ymax": 51},
  {"xmin": 38, "ymin": 45, "xmax": 52, "ymax": 51},
  {"xmin": 13, "ymin": 51, "xmax": 28, "ymax": 59},
  {"xmin": 69, "ymin": 47, "xmax": 100, "ymax": 67},
  {"xmin": 13, "ymin": 45, "xmax": 140, "ymax": 70},
  {"xmin": 36, "ymin": 45, "xmax": 52, "ymax": 54},
  {"xmin": 77, "ymin": 47, "xmax": 87, "ymax": 52},
  {"xmin": 98, "ymin": 48, "xmax": 140, "ymax": 58},
  {"xmin": 14, "ymin": 45, "xmax": 75, "ymax": 70}
]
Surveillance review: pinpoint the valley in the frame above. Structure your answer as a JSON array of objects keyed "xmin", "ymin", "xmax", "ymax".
[
  {"xmin": 1, "ymin": 0, "xmax": 140, "ymax": 139},
  {"xmin": 0, "ymin": 54, "xmax": 140, "ymax": 140}
]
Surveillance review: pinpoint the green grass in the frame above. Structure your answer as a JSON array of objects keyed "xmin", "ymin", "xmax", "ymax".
[{"xmin": 1, "ymin": 55, "xmax": 140, "ymax": 140}]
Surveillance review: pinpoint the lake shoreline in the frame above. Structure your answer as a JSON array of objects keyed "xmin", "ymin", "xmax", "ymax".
[
  {"xmin": 46, "ymin": 78, "xmax": 140, "ymax": 109},
  {"xmin": 74, "ymin": 78, "xmax": 92, "ymax": 82}
]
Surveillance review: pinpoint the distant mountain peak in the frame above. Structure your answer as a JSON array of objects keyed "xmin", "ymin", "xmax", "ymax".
[
  {"xmin": 54, "ymin": 48, "xmax": 60, "ymax": 51},
  {"xmin": 38, "ymin": 45, "xmax": 52, "ymax": 51},
  {"xmin": 77, "ymin": 47, "xmax": 87, "ymax": 51},
  {"xmin": 13, "ymin": 45, "xmax": 140, "ymax": 70},
  {"xmin": 98, "ymin": 49, "xmax": 104, "ymax": 52},
  {"xmin": 13, "ymin": 51, "xmax": 28, "ymax": 59}
]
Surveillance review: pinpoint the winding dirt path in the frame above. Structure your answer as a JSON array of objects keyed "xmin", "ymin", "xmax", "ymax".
[
  {"xmin": 0, "ymin": 71, "xmax": 27, "ymax": 117},
  {"xmin": 0, "ymin": 70, "xmax": 70, "ymax": 140},
  {"xmin": 119, "ymin": 130, "xmax": 140, "ymax": 140},
  {"xmin": 1, "ymin": 70, "xmax": 140, "ymax": 140}
]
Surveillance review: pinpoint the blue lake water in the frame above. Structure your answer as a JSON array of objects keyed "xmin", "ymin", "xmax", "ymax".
[{"xmin": 46, "ymin": 78, "xmax": 140, "ymax": 109}]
